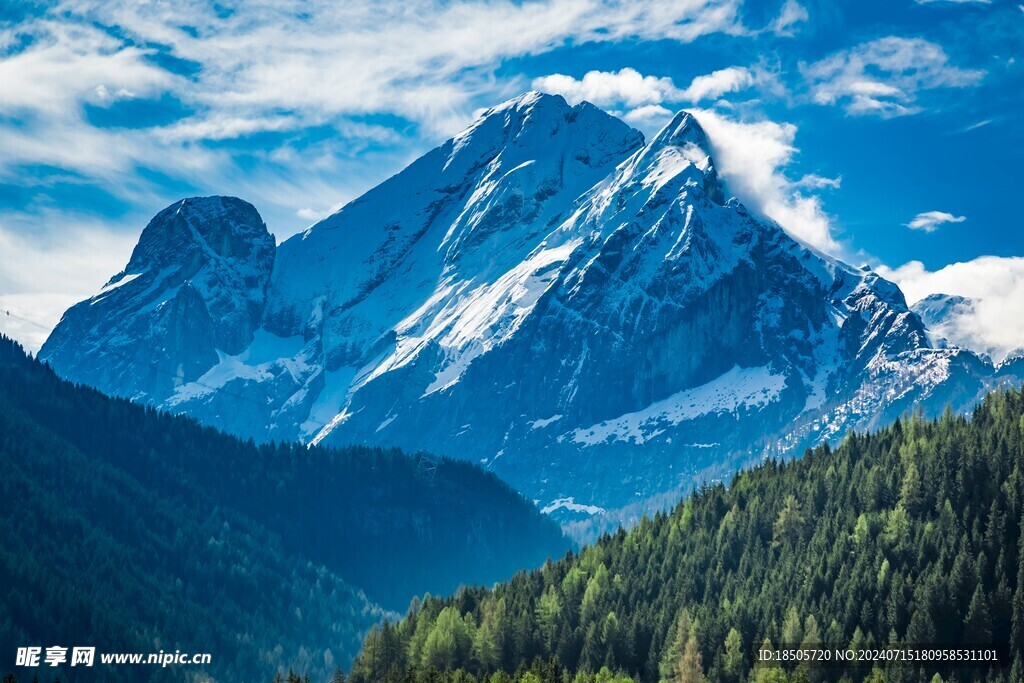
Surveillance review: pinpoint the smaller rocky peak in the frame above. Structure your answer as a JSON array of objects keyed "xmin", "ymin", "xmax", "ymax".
[
  {"xmin": 911, "ymin": 293, "xmax": 978, "ymax": 340},
  {"xmin": 912, "ymin": 293, "xmax": 976, "ymax": 319},
  {"xmin": 128, "ymin": 196, "xmax": 273, "ymax": 274}
]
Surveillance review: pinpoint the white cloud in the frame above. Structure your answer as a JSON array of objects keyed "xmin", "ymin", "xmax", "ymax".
[
  {"xmin": 792, "ymin": 174, "xmax": 842, "ymax": 190},
  {"xmin": 905, "ymin": 210, "xmax": 966, "ymax": 232},
  {"xmin": 878, "ymin": 257, "xmax": 1024, "ymax": 361},
  {"xmin": 0, "ymin": 21, "xmax": 220, "ymax": 188},
  {"xmin": 0, "ymin": 21, "xmax": 173, "ymax": 119},
  {"xmin": 0, "ymin": 213, "xmax": 137, "ymax": 353},
  {"xmin": 296, "ymin": 204, "xmax": 344, "ymax": 223},
  {"xmin": 769, "ymin": 0, "xmax": 809, "ymax": 36},
  {"xmin": 0, "ymin": 0, "xmax": 751, "ymax": 174},
  {"xmin": 157, "ymin": 115, "xmax": 301, "ymax": 143},
  {"xmin": 622, "ymin": 104, "xmax": 676, "ymax": 131},
  {"xmin": 532, "ymin": 68, "xmax": 681, "ymax": 108},
  {"xmin": 958, "ymin": 118, "xmax": 994, "ymax": 133},
  {"xmin": 533, "ymin": 65, "xmax": 762, "ymax": 113},
  {"xmin": 691, "ymin": 110, "xmax": 842, "ymax": 253},
  {"xmin": 1, "ymin": 1, "xmax": 750, "ymax": 180},
  {"xmin": 803, "ymin": 36, "xmax": 985, "ymax": 117},
  {"xmin": 533, "ymin": 64, "xmax": 775, "ymax": 143},
  {"xmin": 679, "ymin": 66, "xmax": 757, "ymax": 102},
  {"xmin": 296, "ymin": 208, "xmax": 324, "ymax": 222},
  {"xmin": 66, "ymin": 0, "xmax": 746, "ymax": 137}
]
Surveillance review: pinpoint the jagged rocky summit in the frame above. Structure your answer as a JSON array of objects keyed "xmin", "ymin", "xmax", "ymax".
[
  {"xmin": 42, "ymin": 196, "xmax": 275, "ymax": 401},
  {"xmin": 41, "ymin": 92, "xmax": 1013, "ymax": 523}
]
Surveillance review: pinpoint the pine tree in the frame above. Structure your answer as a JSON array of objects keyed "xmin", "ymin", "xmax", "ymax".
[
  {"xmin": 883, "ymin": 504, "xmax": 910, "ymax": 548},
  {"xmin": 782, "ymin": 607, "xmax": 802, "ymax": 646},
  {"xmin": 773, "ymin": 495, "xmax": 804, "ymax": 546},
  {"xmin": 798, "ymin": 614, "xmax": 823, "ymax": 683},
  {"xmin": 536, "ymin": 585, "xmax": 563, "ymax": 648},
  {"xmin": 722, "ymin": 628, "xmax": 744, "ymax": 683},
  {"xmin": 473, "ymin": 598, "xmax": 504, "ymax": 671},
  {"xmin": 1011, "ymin": 514, "xmax": 1024, "ymax": 659},
  {"xmin": 901, "ymin": 458, "xmax": 923, "ymax": 515},
  {"xmin": 422, "ymin": 607, "xmax": 474, "ymax": 671},
  {"xmin": 677, "ymin": 639, "xmax": 704, "ymax": 683},
  {"xmin": 660, "ymin": 609, "xmax": 698, "ymax": 683},
  {"xmin": 964, "ymin": 585, "xmax": 992, "ymax": 644}
]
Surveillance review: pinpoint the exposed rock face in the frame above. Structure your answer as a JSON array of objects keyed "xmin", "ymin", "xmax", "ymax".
[
  {"xmin": 42, "ymin": 94, "xmax": 1004, "ymax": 523},
  {"xmin": 41, "ymin": 196, "xmax": 275, "ymax": 401}
]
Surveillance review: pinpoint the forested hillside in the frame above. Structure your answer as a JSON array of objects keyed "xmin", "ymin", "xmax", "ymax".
[
  {"xmin": 347, "ymin": 391, "xmax": 1024, "ymax": 683},
  {"xmin": 0, "ymin": 335, "xmax": 566, "ymax": 681}
]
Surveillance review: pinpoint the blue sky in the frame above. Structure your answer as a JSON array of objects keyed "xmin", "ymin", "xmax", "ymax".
[{"xmin": 1, "ymin": 0, "xmax": 1022, "ymax": 354}]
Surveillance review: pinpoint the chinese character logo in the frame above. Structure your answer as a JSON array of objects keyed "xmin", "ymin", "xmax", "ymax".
[
  {"xmin": 71, "ymin": 647, "xmax": 96, "ymax": 667},
  {"xmin": 44, "ymin": 646, "xmax": 68, "ymax": 667},
  {"xmin": 15, "ymin": 647, "xmax": 41, "ymax": 667}
]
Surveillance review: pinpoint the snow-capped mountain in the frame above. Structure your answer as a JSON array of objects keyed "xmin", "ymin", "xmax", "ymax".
[
  {"xmin": 42, "ymin": 196, "xmax": 276, "ymax": 401},
  {"xmin": 911, "ymin": 293, "xmax": 1024, "ymax": 370},
  {"xmin": 913, "ymin": 293, "xmax": 976, "ymax": 326},
  {"xmin": 41, "ymin": 93, "xmax": 1003, "ymax": 520},
  {"xmin": 911, "ymin": 293, "xmax": 977, "ymax": 348}
]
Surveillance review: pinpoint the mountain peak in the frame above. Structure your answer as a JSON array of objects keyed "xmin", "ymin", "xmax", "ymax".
[
  {"xmin": 625, "ymin": 109, "xmax": 724, "ymax": 205},
  {"xmin": 459, "ymin": 91, "xmax": 571, "ymax": 142},
  {"xmin": 162, "ymin": 195, "xmax": 261, "ymax": 228},
  {"xmin": 128, "ymin": 195, "xmax": 270, "ymax": 273},
  {"xmin": 650, "ymin": 110, "xmax": 711, "ymax": 151},
  {"xmin": 460, "ymin": 91, "xmax": 642, "ymax": 155},
  {"xmin": 41, "ymin": 195, "xmax": 276, "ymax": 399},
  {"xmin": 487, "ymin": 90, "xmax": 564, "ymax": 113}
]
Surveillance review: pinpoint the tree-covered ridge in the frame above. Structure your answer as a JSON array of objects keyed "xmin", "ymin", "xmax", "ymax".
[
  {"xmin": 348, "ymin": 391, "xmax": 1024, "ymax": 683},
  {"xmin": 0, "ymin": 335, "xmax": 566, "ymax": 681},
  {"xmin": 0, "ymin": 335, "xmax": 566, "ymax": 612}
]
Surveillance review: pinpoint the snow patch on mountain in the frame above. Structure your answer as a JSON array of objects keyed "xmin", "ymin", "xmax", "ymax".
[
  {"xmin": 166, "ymin": 330, "xmax": 308, "ymax": 405},
  {"xmin": 570, "ymin": 365, "xmax": 787, "ymax": 447},
  {"xmin": 531, "ymin": 414, "xmax": 564, "ymax": 429},
  {"xmin": 541, "ymin": 498, "xmax": 606, "ymax": 516}
]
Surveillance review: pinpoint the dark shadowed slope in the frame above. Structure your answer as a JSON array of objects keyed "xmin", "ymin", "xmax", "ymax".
[{"xmin": 0, "ymin": 335, "xmax": 567, "ymax": 681}]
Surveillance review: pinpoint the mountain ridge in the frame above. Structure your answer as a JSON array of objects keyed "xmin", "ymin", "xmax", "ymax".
[{"xmin": 39, "ymin": 92, "xmax": 1019, "ymax": 529}]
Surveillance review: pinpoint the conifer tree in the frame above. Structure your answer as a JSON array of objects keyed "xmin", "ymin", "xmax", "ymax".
[
  {"xmin": 722, "ymin": 628, "xmax": 744, "ymax": 683},
  {"xmin": 677, "ymin": 639, "xmax": 704, "ymax": 683},
  {"xmin": 964, "ymin": 585, "xmax": 993, "ymax": 644},
  {"xmin": 781, "ymin": 607, "xmax": 802, "ymax": 646},
  {"xmin": 660, "ymin": 609, "xmax": 698, "ymax": 683},
  {"xmin": 773, "ymin": 496, "xmax": 804, "ymax": 546}
]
